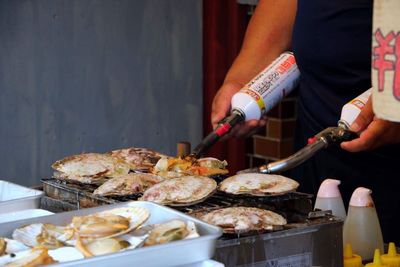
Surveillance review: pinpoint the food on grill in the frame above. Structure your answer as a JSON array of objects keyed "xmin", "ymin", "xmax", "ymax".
[
  {"xmin": 93, "ymin": 173, "xmax": 164, "ymax": 196},
  {"xmin": 153, "ymin": 156, "xmax": 228, "ymax": 178},
  {"xmin": 4, "ymin": 247, "xmax": 57, "ymax": 267},
  {"xmin": 200, "ymin": 207, "xmax": 287, "ymax": 233},
  {"xmin": 71, "ymin": 207, "xmax": 149, "ymax": 239},
  {"xmin": 219, "ymin": 173, "xmax": 299, "ymax": 196},
  {"xmin": 140, "ymin": 176, "xmax": 217, "ymax": 206},
  {"xmin": 52, "ymin": 153, "xmax": 131, "ymax": 184},
  {"xmin": 109, "ymin": 147, "xmax": 167, "ymax": 172}
]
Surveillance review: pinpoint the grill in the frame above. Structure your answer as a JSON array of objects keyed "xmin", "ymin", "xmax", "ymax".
[{"xmin": 41, "ymin": 178, "xmax": 343, "ymax": 266}]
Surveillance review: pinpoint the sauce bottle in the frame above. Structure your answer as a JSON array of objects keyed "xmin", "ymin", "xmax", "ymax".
[
  {"xmin": 344, "ymin": 243, "xmax": 364, "ymax": 267},
  {"xmin": 365, "ymin": 249, "xmax": 387, "ymax": 267},
  {"xmin": 314, "ymin": 178, "xmax": 346, "ymax": 219},
  {"xmin": 343, "ymin": 187, "xmax": 384, "ymax": 262},
  {"xmin": 381, "ymin": 243, "xmax": 400, "ymax": 267}
]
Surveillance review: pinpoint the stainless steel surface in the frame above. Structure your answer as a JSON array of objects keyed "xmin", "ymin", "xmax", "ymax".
[
  {"xmin": 214, "ymin": 218, "xmax": 343, "ymax": 267},
  {"xmin": 0, "ymin": 180, "xmax": 44, "ymax": 214},
  {"xmin": 0, "ymin": 201, "xmax": 222, "ymax": 267}
]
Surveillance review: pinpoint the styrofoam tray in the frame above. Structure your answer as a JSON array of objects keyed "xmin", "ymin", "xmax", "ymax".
[
  {"xmin": 0, "ymin": 201, "xmax": 222, "ymax": 267},
  {"xmin": 0, "ymin": 180, "xmax": 44, "ymax": 214},
  {"xmin": 0, "ymin": 209, "xmax": 53, "ymax": 223}
]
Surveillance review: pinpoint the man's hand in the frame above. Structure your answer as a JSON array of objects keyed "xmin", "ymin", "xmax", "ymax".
[
  {"xmin": 341, "ymin": 97, "xmax": 400, "ymax": 152},
  {"xmin": 211, "ymin": 82, "xmax": 267, "ymax": 138}
]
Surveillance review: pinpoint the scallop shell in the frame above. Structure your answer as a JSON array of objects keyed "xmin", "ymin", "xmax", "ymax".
[
  {"xmin": 140, "ymin": 176, "xmax": 217, "ymax": 206},
  {"xmin": 12, "ymin": 224, "xmax": 68, "ymax": 249},
  {"xmin": 71, "ymin": 206, "xmax": 150, "ymax": 239},
  {"xmin": 93, "ymin": 173, "xmax": 164, "ymax": 196},
  {"xmin": 2, "ymin": 247, "xmax": 56, "ymax": 267},
  {"xmin": 48, "ymin": 247, "xmax": 84, "ymax": 262},
  {"xmin": 143, "ymin": 220, "xmax": 199, "ymax": 247},
  {"xmin": 4, "ymin": 238, "xmax": 30, "ymax": 254},
  {"xmin": 52, "ymin": 153, "xmax": 131, "ymax": 184},
  {"xmin": 12, "ymin": 224, "xmax": 44, "ymax": 248},
  {"xmin": 200, "ymin": 207, "xmax": 287, "ymax": 234},
  {"xmin": 219, "ymin": 173, "xmax": 299, "ymax": 196},
  {"xmin": 109, "ymin": 147, "xmax": 167, "ymax": 172}
]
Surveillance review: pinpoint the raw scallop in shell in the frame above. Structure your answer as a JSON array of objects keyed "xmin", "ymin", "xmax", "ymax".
[
  {"xmin": 144, "ymin": 220, "xmax": 189, "ymax": 246},
  {"xmin": 140, "ymin": 176, "xmax": 217, "ymax": 206},
  {"xmin": 12, "ymin": 224, "xmax": 71, "ymax": 249},
  {"xmin": 71, "ymin": 207, "xmax": 149, "ymax": 239}
]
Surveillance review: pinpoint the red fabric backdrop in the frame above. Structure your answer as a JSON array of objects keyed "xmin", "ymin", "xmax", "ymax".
[{"xmin": 203, "ymin": 0, "xmax": 248, "ymax": 174}]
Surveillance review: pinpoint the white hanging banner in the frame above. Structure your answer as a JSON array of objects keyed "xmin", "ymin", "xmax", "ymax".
[{"xmin": 372, "ymin": 0, "xmax": 400, "ymax": 122}]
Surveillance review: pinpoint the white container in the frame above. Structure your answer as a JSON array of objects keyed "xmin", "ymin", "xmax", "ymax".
[
  {"xmin": 0, "ymin": 180, "xmax": 44, "ymax": 214},
  {"xmin": 0, "ymin": 201, "xmax": 222, "ymax": 267},
  {"xmin": 231, "ymin": 52, "xmax": 300, "ymax": 121},
  {"xmin": 0, "ymin": 209, "xmax": 53, "ymax": 224},
  {"xmin": 343, "ymin": 187, "xmax": 384, "ymax": 262},
  {"xmin": 339, "ymin": 88, "xmax": 372, "ymax": 129},
  {"xmin": 314, "ymin": 179, "xmax": 346, "ymax": 219}
]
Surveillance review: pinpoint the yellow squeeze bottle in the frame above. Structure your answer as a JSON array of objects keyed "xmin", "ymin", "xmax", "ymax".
[
  {"xmin": 344, "ymin": 243, "xmax": 363, "ymax": 267},
  {"xmin": 381, "ymin": 243, "xmax": 400, "ymax": 267},
  {"xmin": 365, "ymin": 249, "xmax": 387, "ymax": 267}
]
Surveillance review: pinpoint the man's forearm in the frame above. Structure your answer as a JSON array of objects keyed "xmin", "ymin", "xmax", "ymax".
[{"xmin": 224, "ymin": 0, "xmax": 297, "ymax": 86}]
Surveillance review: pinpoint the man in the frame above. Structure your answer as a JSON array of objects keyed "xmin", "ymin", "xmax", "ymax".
[{"xmin": 211, "ymin": 0, "xmax": 400, "ymax": 242}]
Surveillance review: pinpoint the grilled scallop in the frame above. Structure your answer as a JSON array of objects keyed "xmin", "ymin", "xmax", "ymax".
[
  {"xmin": 200, "ymin": 207, "xmax": 287, "ymax": 234},
  {"xmin": 140, "ymin": 176, "xmax": 217, "ymax": 206},
  {"xmin": 219, "ymin": 173, "xmax": 299, "ymax": 196},
  {"xmin": 109, "ymin": 147, "xmax": 167, "ymax": 172},
  {"xmin": 93, "ymin": 173, "xmax": 164, "ymax": 196},
  {"xmin": 153, "ymin": 156, "xmax": 228, "ymax": 178},
  {"xmin": 52, "ymin": 153, "xmax": 131, "ymax": 184}
]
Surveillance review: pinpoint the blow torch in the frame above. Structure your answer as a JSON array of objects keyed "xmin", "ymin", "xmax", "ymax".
[{"xmin": 192, "ymin": 52, "xmax": 300, "ymax": 158}]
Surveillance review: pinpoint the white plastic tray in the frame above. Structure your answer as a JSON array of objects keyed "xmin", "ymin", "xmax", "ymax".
[
  {"xmin": 0, "ymin": 180, "xmax": 44, "ymax": 214},
  {"xmin": 0, "ymin": 209, "xmax": 53, "ymax": 223},
  {"xmin": 0, "ymin": 201, "xmax": 222, "ymax": 267}
]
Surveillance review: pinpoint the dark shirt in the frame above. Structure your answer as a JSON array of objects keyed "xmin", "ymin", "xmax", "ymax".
[{"xmin": 291, "ymin": 0, "xmax": 400, "ymax": 243}]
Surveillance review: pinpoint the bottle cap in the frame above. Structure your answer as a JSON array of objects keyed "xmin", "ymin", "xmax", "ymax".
[
  {"xmin": 349, "ymin": 187, "xmax": 374, "ymax": 207},
  {"xmin": 365, "ymin": 249, "xmax": 388, "ymax": 266},
  {"xmin": 381, "ymin": 242, "xmax": 400, "ymax": 267},
  {"xmin": 317, "ymin": 179, "xmax": 342, "ymax": 198},
  {"xmin": 344, "ymin": 244, "xmax": 363, "ymax": 267}
]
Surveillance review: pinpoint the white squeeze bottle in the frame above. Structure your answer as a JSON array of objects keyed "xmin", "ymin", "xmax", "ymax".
[
  {"xmin": 314, "ymin": 179, "xmax": 346, "ymax": 219},
  {"xmin": 343, "ymin": 187, "xmax": 384, "ymax": 262}
]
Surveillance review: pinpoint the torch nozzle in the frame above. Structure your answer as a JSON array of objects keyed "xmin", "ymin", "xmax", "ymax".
[{"xmin": 191, "ymin": 110, "xmax": 244, "ymax": 158}]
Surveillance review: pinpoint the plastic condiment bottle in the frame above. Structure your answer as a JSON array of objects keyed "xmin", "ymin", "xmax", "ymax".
[
  {"xmin": 344, "ymin": 243, "xmax": 364, "ymax": 267},
  {"xmin": 381, "ymin": 242, "xmax": 400, "ymax": 267},
  {"xmin": 365, "ymin": 249, "xmax": 387, "ymax": 267},
  {"xmin": 314, "ymin": 178, "xmax": 346, "ymax": 219},
  {"xmin": 343, "ymin": 187, "xmax": 384, "ymax": 262}
]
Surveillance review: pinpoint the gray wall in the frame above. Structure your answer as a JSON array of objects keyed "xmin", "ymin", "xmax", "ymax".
[{"xmin": 0, "ymin": 0, "xmax": 202, "ymax": 186}]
